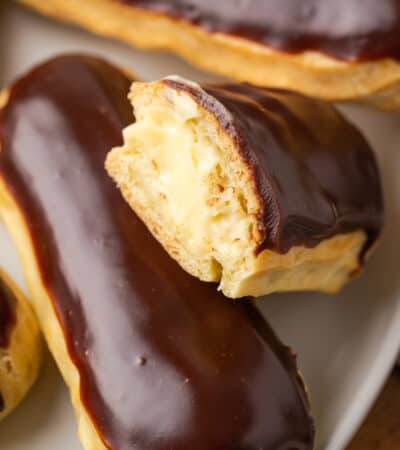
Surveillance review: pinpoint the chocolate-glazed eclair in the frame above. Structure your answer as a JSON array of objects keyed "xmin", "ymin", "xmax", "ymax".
[
  {"xmin": 106, "ymin": 77, "xmax": 383, "ymax": 298},
  {"xmin": 18, "ymin": 0, "xmax": 400, "ymax": 109},
  {"xmin": 0, "ymin": 269, "xmax": 41, "ymax": 421},
  {"xmin": 0, "ymin": 54, "xmax": 314, "ymax": 450}
]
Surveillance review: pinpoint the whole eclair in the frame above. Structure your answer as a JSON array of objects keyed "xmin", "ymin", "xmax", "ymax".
[
  {"xmin": 0, "ymin": 54, "xmax": 314, "ymax": 450},
  {"xmin": 106, "ymin": 77, "xmax": 384, "ymax": 298},
  {"xmin": 0, "ymin": 270, "xmax": 42, "ymax": 421},
  {"xmin": 18, "ymin": 0, "xmax": 400, "ymax": 109}
]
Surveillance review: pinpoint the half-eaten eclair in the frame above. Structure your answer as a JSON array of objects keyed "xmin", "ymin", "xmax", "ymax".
[
  {"xmin": 0, "ymin": 269, "xmax": 41, "ymax": 421},
  {"xmin": 106, "ymin": 78, "xmax": 384, "ymax": 298}
]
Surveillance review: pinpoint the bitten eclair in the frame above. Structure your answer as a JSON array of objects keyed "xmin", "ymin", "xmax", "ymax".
[
  {"xmin": 106, "ymin": 77, "xmax": 384, "ymax": 298},
  {"xmin": 0, "ymin": 270, "xmax": 41, "ymax": 421},
  {"xmin": 0, "ymin": 55, "xmax": 314, "ymax": 450},
  {"xmin": 18, "ymin": 0, "xmax": 400, "ymax": 109}
]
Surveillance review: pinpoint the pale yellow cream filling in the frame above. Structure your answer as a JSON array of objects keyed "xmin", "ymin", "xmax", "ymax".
[{"xmin": 121, "ymin": 92, "xmax": 254, "ymax": 274}]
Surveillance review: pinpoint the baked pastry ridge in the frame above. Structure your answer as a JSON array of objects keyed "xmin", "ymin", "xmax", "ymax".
[
  {"xmin": 106, "ymin": 77, "xmax": 384, "ymax": 298},
  {"xmin": 17, "ymin": 0, "xmax": 400, "ymax": 108},
  {"xmin": 0, "ymin": 270, "xmax": 42, "ymax": 421},
  {"xmin": 0, "ymin": 54, "xmax": 314, "ymax": 450}
]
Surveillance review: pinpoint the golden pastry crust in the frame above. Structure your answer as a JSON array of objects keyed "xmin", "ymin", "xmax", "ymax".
[
  {"xmin": 18, "ymin": 0, "xmax": 400, "ymax": 109},
  {"xmin": 106, "ymin": 78, "xmax": 383, "ymax": 298},
  {"xmin": 0, "ymin": 269, "xmax": 42, "ymax": 421}
]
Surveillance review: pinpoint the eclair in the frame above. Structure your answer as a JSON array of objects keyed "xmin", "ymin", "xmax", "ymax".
[
  {"xmin": 18, "ymin": 0, "xmax": 400, "ymax": 109},
  {"xmin": 106, "ymin": 77, "xmax": 384, "ymax": 298},
  {"xmin": 0, "ymin": 270, "xmax": 41, "ymax": 421},
  {"xmin": 0, "ymin": 54, "xmax": 314, "ymax": 450}
]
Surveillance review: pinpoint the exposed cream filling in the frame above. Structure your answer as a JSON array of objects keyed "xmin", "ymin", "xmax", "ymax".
[{"xmin": 119, "ymin": 89, "xmax": 256, "ymax": 281}]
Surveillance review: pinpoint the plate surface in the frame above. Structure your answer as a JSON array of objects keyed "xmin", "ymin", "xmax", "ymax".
[{"xmin": 1, "ymin": 2, "xmax": 400, "ymax": 450}]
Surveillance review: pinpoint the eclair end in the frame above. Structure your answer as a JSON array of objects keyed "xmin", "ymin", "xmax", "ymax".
[{"xmin": 106, "ymin": 77, "xmax": 383, "ymax": 298}]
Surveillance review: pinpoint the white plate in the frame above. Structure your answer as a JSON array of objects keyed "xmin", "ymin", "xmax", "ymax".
[{"xmin": 1, "ymin": 2, "xmax": 400, "ymax": 450}]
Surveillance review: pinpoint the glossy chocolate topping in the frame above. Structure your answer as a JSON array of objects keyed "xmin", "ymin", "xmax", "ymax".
[
  {"xmin": 0, "ymin": 55, "xmax": 314, "ymax": 450},
  {"xmin": 0, "ymin": 278, "xmax": 16, "ymax": 348},
  {"xmin": 0, "ymin": 393, "xmax": 4, "ymax": 412},
  {"xmin": 164, "ymin": 79, "xmax": 384, "ymax": 256},
  {"xmin": 118, "ymin": 0, "xmax": 400, "ymax": 61}
]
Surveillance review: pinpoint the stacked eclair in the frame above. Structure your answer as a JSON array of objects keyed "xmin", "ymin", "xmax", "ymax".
[
  {"xmin": 106, "ymin": 77, "xmax": 383, "ymax": 298},
  {"xmin": 0, "ymin": 1, "xmax": 389, "ymax": 449}
]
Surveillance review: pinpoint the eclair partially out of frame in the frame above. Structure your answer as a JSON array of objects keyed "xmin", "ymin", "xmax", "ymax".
[
  {"xmin": 18, "ymin": 0, "xmax": 400, "ymax": 109},
  {"xmin": 106, "ymin": 77, "xmax": 384, "ymax": 298},
  {"xmin": 0, "ymin": 54, "xmax": 314, "ymax": 450},
  {"xmin": 0, "ymin": 269, "xmax": 41, "ymax": 421}
]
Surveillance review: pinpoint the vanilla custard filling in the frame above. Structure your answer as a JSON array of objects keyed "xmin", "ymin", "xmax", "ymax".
[{"xmin": 120, "ymin": 94, "xmax": 255, "ymax": 278}]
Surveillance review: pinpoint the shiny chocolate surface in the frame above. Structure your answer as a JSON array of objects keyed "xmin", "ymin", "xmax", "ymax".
[
  {"xmin": 118, "ymin": 0, "xmax": 400, "ymax": 61},
  {"xmin": 0, "ymin": 278, "xmax": 16, "ymax": 349},
  {"xmin": 0, "ymin": 55, "xmax": 314, "ymax": 450},
  {"xmin": 164, "ymin": 79, "xmax": 384, "ymax": 256},
  {"xmin": 0, "ymin": 392, "xmax": 4, "ymax": 412}
]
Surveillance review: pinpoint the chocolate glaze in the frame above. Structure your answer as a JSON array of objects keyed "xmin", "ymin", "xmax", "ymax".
[
  {"xmin": 0, "ymin": 278, "xmax": 16, "ymax": 348},
  {"xmin": 0, "ymin": 55, "xmax": 314, "ymax": 450},
  {"xmin": 117, "ymin": 0, "xmax": 400, "ymax": 62},
  {"xmin": 164, "ymin": 79, "xmax": 384, "ymax": 256},
  {"xmin": 0, "ymin": 392, "xmax": 4, "ymax": 412}
]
